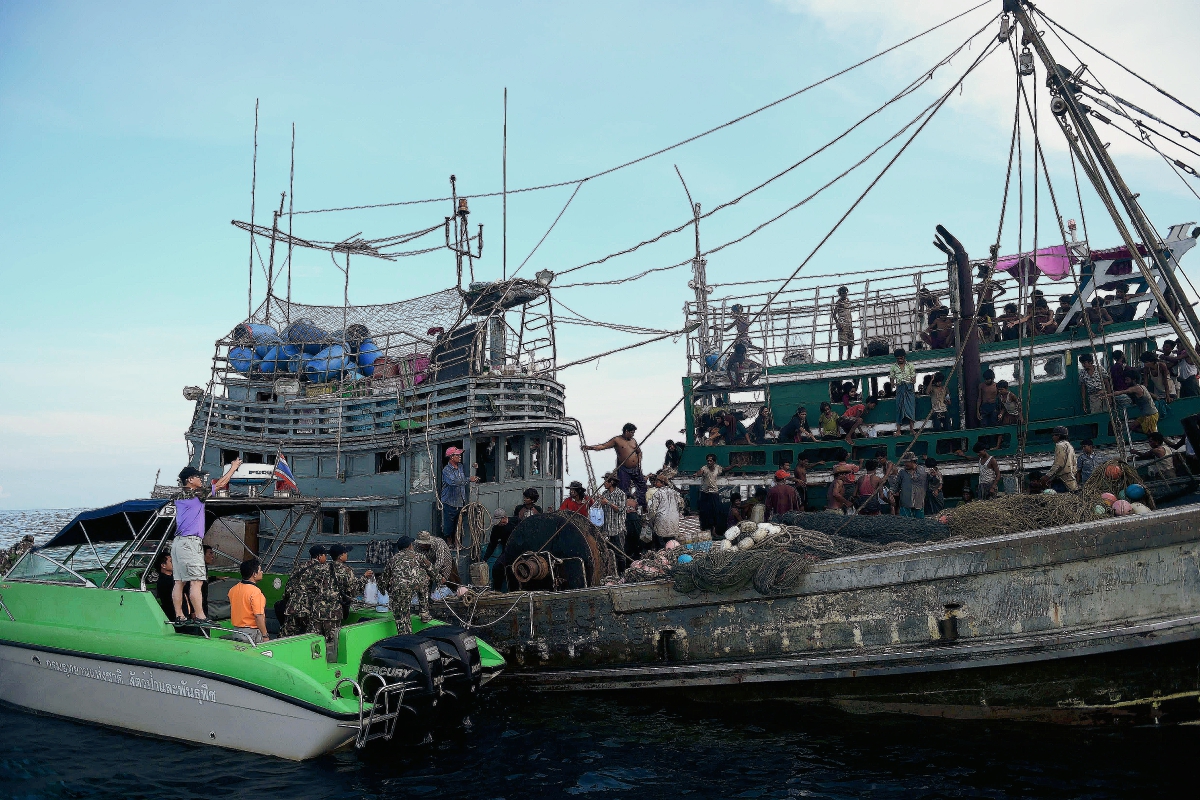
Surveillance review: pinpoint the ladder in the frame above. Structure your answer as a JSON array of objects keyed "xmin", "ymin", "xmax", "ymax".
[{"xmin": 567, "ymin": 417, "xmax": 598, "ymax": 493}]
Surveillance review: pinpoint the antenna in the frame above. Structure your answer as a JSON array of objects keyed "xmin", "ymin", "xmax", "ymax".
[
  {"xmin": 503, "ymin": 87, "xmax": 508, "ymax": 281},
  {"xmin": 247, "ymin": 99, "xmax": 259, "ymax": 321},
  {"xmin": 287, "ymin": 122, "xmax": 295, "ymax": 324},
  {"xmin": 675, "ymin": 165, "xmax": 711, "ymax": 374}
]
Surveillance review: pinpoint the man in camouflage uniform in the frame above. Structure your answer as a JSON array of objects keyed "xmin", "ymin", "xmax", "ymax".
[
  {"xmin": 312, "ymin": 543, "xmax": 375, "ymax": 655},
  {"xmin": 279, "ymin": 545, "xmax": 327, "ymax": 637},
  {"xmin": 377, "ymin": 536, "xmax": 436, "ymax": 634},
  {"xmin": 413, "ymin": 530, "xmax": 452, "ymax": 586},
  {"xmin": 0, "ymin": 535, "xmax": 35, "ymax": 575}
]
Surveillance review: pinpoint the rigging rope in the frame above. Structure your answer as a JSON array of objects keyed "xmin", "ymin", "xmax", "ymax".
[{"xmin": 289, "ymin": 2, "xmax": 993, "ymax": 216}]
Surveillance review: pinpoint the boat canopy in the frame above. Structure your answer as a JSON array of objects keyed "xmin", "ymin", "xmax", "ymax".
[{"xmin": 48, "ymin": 499, "xmax": 169, "ymax": 548}]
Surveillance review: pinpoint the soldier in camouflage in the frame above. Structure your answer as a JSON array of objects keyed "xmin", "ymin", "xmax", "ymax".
[
  {"xmin": 0, "ymin": 535, "xmax": 36, "ymax": 575},
  {"xmin": 308, "ymin": 543, "xmax": 375, "ymax": 654},
  {"xmin": 279, "ymin": 545, "xmax": 327, "ymax": 637},
  {"xmin": 413, "ymin": 530, "xmax": 452, "ymax": 586},
  {"xmin": 376, "ymin": 536, "xmax": 436, "ymax": 635}
]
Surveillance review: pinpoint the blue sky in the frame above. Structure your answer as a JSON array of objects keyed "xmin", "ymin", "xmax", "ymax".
[{"xmin": 2, "ymin": 0, "xmax": 1198, "ymax": 509}]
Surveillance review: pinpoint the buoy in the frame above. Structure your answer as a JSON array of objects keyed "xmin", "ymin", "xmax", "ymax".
[
  {"xmin": 1125, "ymin": 483, "xmax": 1146, "ymax": 501},
  {"xmin": 737, "ymin": 537, "xmax": 755, "ymax": 550},
  {"xmin": 724, "ymin": 526, "xmax": 740, "ymax": 542},
  {"xmin": 1130, "ymin": 502, "xmax": 1152, "ymax": 515},
  {"xmin": 1105, "ymin": 463, "xmax": 1124, "ymax": 480},
  {"xmin": 677, "ymin": 554, "xmax": 693, "ymax": 564},
  {"xmin": 1100, "ymin": 492, "xmax": 1117, "ymax": 506},
  {"xmin": 1112, "ymin": 499, "xmax": 1132, "ymax": 516},
  {"xmin": 1042, "ymin": 488, "xmax": 1057, "ymax": 494},
  {"xmin": 1094, "ymin": 505, "xmax": 1107, "ymax": 516}
]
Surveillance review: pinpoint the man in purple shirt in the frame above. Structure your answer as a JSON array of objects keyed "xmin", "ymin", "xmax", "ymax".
[{"xmin": 171, "ymin": 461, "xmax": 239, "ymax": 622}]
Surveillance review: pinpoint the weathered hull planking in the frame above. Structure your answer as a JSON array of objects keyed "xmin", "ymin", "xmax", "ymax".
[{"xmin": 440, "ymin": 505, "xmax": 1200, "ymax": 723}]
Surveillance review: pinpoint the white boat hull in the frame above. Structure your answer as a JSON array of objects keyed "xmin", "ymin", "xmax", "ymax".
[{"xmin": 0, "ymin": 643, "xmax": 356, "ymax": 760}]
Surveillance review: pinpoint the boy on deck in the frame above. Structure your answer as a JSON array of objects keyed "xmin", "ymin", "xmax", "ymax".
[{"xmin": 228, "ymin": 558, "xmax": 269, "ymax": 645}]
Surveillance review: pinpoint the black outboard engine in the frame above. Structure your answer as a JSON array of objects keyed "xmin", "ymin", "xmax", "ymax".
[
  {"xmin": 413, "ymin": 625, "xmax": 482, "ymax": 705},
  {"xmin": 359, "ymin": 634, "xmax": 445, "ymax": 719}
]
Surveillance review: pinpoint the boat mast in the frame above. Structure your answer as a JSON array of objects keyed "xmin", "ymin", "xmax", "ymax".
[
  {"xmin": 675, "ymin": 166, "xmax": 712, "ymax": 392},
  {"xmin": 1005, "ymin": 0, "xmax": 1200, "ymax": 364}
]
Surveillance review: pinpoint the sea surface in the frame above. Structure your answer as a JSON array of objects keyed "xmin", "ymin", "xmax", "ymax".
[{"xmin": 1, "ymin": 509, "xmax": 1195, "ymax": 799}]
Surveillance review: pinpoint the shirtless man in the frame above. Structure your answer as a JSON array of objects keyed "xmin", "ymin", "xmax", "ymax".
[
  {"xmin": 977, "ymin": 369, "xmax": 999, "ymax": 426},
  {"xmin": 585, "ymin": 423, "xmax": 647, "ymax": 508}
]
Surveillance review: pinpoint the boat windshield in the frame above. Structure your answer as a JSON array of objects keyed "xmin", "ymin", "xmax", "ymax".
[{"xmin": 5, "ymin": 545, "xmax": 108, "ymax": 586}]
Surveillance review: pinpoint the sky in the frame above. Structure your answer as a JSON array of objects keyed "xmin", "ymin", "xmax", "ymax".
[{"xmin": 2, "ymin": 0, "xmax": 1199, "ymax": 509}]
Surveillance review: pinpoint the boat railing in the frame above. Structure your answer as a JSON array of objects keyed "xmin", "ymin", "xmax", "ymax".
[{"xmin": 167, "ymin": 619, "xmax": 262, "ymax": 647}]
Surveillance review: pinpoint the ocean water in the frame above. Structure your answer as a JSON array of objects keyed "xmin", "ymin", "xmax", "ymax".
[{"xmin": 0, "ymin": 510, "xmax": 1195, "ymax": 799}]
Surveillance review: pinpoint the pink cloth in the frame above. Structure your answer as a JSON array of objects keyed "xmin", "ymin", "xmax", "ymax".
[{"xmin": 998, "ymin": 245, "xmax": 1072, "ymax": 281}]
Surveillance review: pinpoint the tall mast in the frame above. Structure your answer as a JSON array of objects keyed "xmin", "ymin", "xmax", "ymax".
[
  {"xmin": 674, "ymin": 166, "xmax": 711, "ymax": 375},
  {"xmin": 1005, "ymin": 0, "xmax": 1200, "ymax": 364}
]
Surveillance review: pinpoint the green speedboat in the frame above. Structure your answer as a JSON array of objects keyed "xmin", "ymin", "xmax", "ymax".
[{"xmin": 0, "ymin": 498, "xmax": 504, "ymax": 760}]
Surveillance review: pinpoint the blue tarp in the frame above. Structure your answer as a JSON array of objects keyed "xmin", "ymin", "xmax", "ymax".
[{"xmin": 47, "ymin": 499, "xmax": 169, "ymax": 548}]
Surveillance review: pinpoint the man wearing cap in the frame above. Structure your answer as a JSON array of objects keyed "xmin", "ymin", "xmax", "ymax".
[
  {"xmin": 171, "ymin": 460, "xmax": 240, "ymax": 623},
  {"xmin": 887, "ymin": 453, "xmax": 929, "ymax": 518},
  {"xmin": 0, "ymin": 534, "xmax": 36, "ymax": 575},
  {"xmin": 308, "ymin": 543, "xmax": 374, "ymax": 654},
  {"xmin": 279, "ymin": 545, "xmax": 327, "ymax": 637},
  {"xmin": 765, "ymin": 470, "xmax": 801, "ymax": 520},
  {"xmin": 1044, "ymin": 426, "xmax": 1079, "ymax": 493},
  {"xmin": 414, "ymin": 530, "xmax": 452, "ymax": 585},
  {"xmin": 439, "ymin": 446, "xmax": 478, "ymax": 543},
  {"xmin": 586, "ymin": 423, "xmax": 647, "ymax": 508},
  {"xmin": 377, "ymin": 536, "xmax": 436, "ymax": 635}
]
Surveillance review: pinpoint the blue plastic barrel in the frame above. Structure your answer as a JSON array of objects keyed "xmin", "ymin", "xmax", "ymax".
[
  {"xmin": 229, "ymin": 346, "xmax": 254, "ymax": 373},
  {"xmin": 356, "ymin": 339, "xmax": 382, "ymax": 376},
  {"xmin": 284, "ymin": 319, "xmax": 330, "ymax": 355},
  {"xmin": 304, "ymin": 345, "xmax": 346, "ymax": 382},
  {"xmin": 258, "ymin": 346, "xmax": 281, "ymax": 374}
]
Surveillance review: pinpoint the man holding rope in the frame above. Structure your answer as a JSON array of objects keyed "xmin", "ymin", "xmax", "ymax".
[{"xmin": 586, "ymin": 423, "xmax": 647, "ymax": 508}]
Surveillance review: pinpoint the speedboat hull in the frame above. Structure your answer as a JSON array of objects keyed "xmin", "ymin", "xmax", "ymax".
[{"xmin": 0, "ymin": 642, "xmax": 356, "ymax": 760}]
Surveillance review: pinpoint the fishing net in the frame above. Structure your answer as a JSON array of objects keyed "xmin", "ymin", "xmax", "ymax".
[
  {"xmin": 671, "ymin": 526, "xmax": 883, "ymax": 596},
  {"xmin": 774, "ymin": 511, "xmax": 951, "ymax": 545},
  {"xmin": 942, "ymin": 492, "xmax": 1098, "ymax": 539}
]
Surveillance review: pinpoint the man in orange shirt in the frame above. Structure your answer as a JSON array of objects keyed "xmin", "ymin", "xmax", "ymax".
[{"xmin": 228, "ymin": 558, "xmax": 269, "ymax": 645}]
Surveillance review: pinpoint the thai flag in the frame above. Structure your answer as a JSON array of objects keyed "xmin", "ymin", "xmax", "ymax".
[{"xmin": 274, "ymin": 456, "xmax": 298, "ymax": 492}]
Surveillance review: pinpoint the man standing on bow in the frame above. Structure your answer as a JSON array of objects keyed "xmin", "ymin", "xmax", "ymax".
[
  {"xmin": 586, "ymin": 423, "xmax": 647, "ymax": 508},
  {"xmin": 171, "ymin": 460, "xmax": 240, "ymax": 624},
  {"xmin": 439, "ymin": 446, "xmax": 478, "ymax": 544}
]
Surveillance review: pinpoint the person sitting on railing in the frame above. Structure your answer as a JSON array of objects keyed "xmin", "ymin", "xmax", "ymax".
[
  {"xmin": 998, "ymin": 303, "xmax": 1024, "ymax": 341},
  {"xmin": 748, "ymin": 404, "xmax": 774, "ymax": 444},
  {"xmin": 1054, "ymin": 295, "xmax": 1078, "ymax": 329},
  {"xmin": 837, "ymin": 393, "xmax": 875, "ymax": 444},
  {"xmin": 717, "ymin": 412, "xmax": 752, "ymax": 445},
  {"xmin": 921, "ymin": 308, "xmax": 955, "ymax": 349},
  {"xmin": 818, "ymin": 402, "xmax": 839, "ymax": 439},
  {"xmin": 779, "ymin": 407, "xmax": 817, "ymax": 443},
  {"xmin": 1106, "ymin": 282, "xmax": 1136, "ymax": 324},
  {"xmin": 1081, "ymin": 297, "xmax": 1114, "ymax": 332},
  {"xmin": 1030, "ymin": 298, "xmax": 1056, "ymax": 336}
]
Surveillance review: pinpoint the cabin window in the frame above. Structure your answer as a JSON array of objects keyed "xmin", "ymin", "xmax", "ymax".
[
  {"xmin": 975, "ymin": 433, "xmax": 1012, "ymax": 451},
  {"xmin": 410, "ymin": 452, "xmax": 434, "ymax": 493},
  {"xmin": 243, "ymin": 452, "xmax": 264, "ymax": 464},
  {"xmin": 905, "ymin": 441, "xmax": 929, "ymax": 457},
  {"xmin": 935, "ymin": 437, "xmax": 967, "ymax": 456},
  {"xmin": 474, "ymin": 437, "xmax": 499, "ymax": 483},
  {"xmin": 319, "ymin": 456, "xmax": 339, "ymax": 478},
  {"xmin": 772, "ymin": 450, "xmax": 794, "ymax": 468},
  {"xmin": 291, "ymin": 456, "xmax": 316, "ymax": 478},
  {"xmin": 529, "ymin": 436, "xmax": 543, "ymax": 477},
  {"xmin": 729, "ymin": 451, "xmax": 765, "ymax": 467},
  {"xmin": 548, "ymin": 439, "xmax": 562, "ymax": 479},
  {"xmin": 988, "ymin": 360, "xmax": 1022, "ymax": 385},
  {"xmin": 505, "ymin": 436, "xmax": 524, "ymax": 480},
  {"xmin": 321, "ymin": 510, "xmax": 340, "ymax": 535},
  {"xmin": 1032, "ymin": 354, "xmax": 1066, "ymax": 382},
  {"xmin": 221, "ymin": 449, "xmax": 240, "ymax": 466},
  {"xmin": 347, "ymin": 510, "xmax": 369, "ymax": 534},
  {"xmin": 375, "ymin": 451, "xmax": 401, "ymax": 473},
  {"xmin": 853, "ymin": 444, "xmax": 888, "ymax": 461}
]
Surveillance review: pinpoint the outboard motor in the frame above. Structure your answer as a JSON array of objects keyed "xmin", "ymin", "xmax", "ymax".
[
  {"xmin": 413, "ymin": 625, "xmax": 482, "ymax": 704},
  {"xmin": 358, "ymin": 634, "xmax": 446, "ymax": 719}
]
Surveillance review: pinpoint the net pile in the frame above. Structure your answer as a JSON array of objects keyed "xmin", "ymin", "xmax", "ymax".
[
  {"xmin": 942, "ymin": 492, "xmax": 1096, "ymax": 540},
  {"xmin": 1081, "ymin": 459, "xmax": 1156, "ymax": 509},
  {"xmin": 775, "ymin": 511, "xmax": 951, "ymax": 545},
  {"xmin": 671, "ymin": 526, "xmax": 882, "ymax": 596}
]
